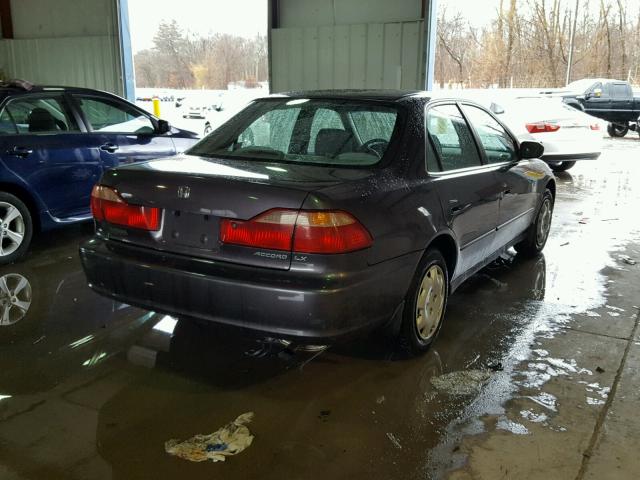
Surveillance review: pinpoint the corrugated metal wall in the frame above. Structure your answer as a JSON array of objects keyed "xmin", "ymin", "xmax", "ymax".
[
  {"xmin": 0, "ymin": 37, "xmax": 121, "ymax": 93},
  {"xmin": 271, "ymin": 21, "xmax": 424, "ymax": 92},
  {"xmin": 0, "ymin": 0, "xmax": 124, "ymax": 95}
]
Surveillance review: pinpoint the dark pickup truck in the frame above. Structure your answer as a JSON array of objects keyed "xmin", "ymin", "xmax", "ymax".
[{"xmin": 549, "ymin": 79, "xmax": 640, "ymax": 138}]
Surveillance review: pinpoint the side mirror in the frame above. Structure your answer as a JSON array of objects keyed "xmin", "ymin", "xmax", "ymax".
[
  {"xmin": 520, "ymin": 140, "xmax": 544, "ymax": 159},
  {"xmin": 490, "ymin": 102, "xmax": 505, "ymax": 115},
  {"xmin": 156, "ymin": 119, "xmax": 171, "ymax": 134}
]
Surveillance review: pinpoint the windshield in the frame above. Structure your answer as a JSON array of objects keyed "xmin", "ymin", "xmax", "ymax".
[
  {"xmin": 187, "ymin": 98, "xmax": 401, "ymax": 167},
  {"xmin": 566, "ymin": 79, "xmax": 597, "ymax": 93}
]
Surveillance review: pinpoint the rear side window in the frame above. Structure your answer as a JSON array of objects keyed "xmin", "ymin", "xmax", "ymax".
[
  {"xmin": 462, "ymin": 105, "xmax": 517, "ymax": 164},
  {"xmin": 0, "ymin": 96, "xmax": 79, "ymax": 135},
  {"xmin": 611, "ymin": 83, "xmax": 629, "ymax": 99},
  {"xmin": 426, "ymin": 104, "xmax": 481, "ymax": 171},
  {"xmin": 74, "ymin": 96, "xmax": 155, "ymax": 134}
]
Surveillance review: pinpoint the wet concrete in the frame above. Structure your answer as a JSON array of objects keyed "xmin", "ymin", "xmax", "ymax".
[{"xmin": 1, "ymin": 138, "xmax": 639, "ymax": 479}]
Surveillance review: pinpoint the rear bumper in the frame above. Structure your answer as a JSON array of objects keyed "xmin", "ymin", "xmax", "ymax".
[{"xmin": 79, "ymin": 238, "xmax": 419, "ymax": 341}]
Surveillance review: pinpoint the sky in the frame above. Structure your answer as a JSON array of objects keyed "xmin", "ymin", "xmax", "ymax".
[
  {"xmin": 439, "ymin": 0, "xmax": 503, "ymax": 27},
  {"xmin": 127, "ymin": 0, "xmax": 268, "ymax": 52}
]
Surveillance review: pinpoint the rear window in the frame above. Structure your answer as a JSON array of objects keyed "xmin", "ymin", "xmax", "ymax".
[{"xmin": 187, "ymin": 99, "xmax": 401, "ymax": 167}]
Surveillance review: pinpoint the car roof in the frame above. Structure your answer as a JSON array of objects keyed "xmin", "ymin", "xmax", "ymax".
[
  {"xmin": 0, "ymin": 80, "xmax": 118, "ymax": 97},
  {"xmin": 273, "ymin": 89, "xmax": 426, "ymax": 102}
]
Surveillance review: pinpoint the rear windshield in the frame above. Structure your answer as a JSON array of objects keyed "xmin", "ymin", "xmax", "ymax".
[{"xmin": 187, "ymin": 98, "xmax": 401, "ymax": 167}]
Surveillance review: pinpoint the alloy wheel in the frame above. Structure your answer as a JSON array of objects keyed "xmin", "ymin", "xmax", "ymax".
[
  {"xmin": 0, "ymin": 273, "xmax": 32, "ymax": 326},
  {"xmin": 0, "ymin": 201, "xmax": 25, "ymax": 257}
]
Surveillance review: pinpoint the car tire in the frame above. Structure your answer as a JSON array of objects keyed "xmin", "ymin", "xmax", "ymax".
[
  {"xmin": 399, "ymin": 249, "xmax": 449, "ymax": 354},
  {"xmin": 515, "ymin": 189, "xmax": 554, "ymax": 258},
  {"xmin": 607, "ymin": 123, "xmax": 629, "ymax": 138},
  {"xmin": 0, "ymin": 192, "xmax": 33, "ymax": 265},
  {"xmin": 548, "ymin": 161, "xmax": 576, "ymax": 172}
]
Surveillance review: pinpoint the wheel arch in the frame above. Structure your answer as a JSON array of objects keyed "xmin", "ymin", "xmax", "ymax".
[
  {"xmin": 0, "ymin": 182, "xmax": 42, "ymax": 232},
  {"xmin": 545, "ymin": 178, "xmax": 556, "ymax": 201},
  {"xmin": 426, "ymin": 232, "xmax": 458, "ymax": 281}
]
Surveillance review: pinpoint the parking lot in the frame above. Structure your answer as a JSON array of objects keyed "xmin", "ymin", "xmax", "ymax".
[{"xmin": 0, "ymin": 137, "xmax": 637, "ymax": 479}]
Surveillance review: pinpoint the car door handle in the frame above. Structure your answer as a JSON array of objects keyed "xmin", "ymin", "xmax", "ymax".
[
  {"xmin": 8, "ymin": 146, "xmax": 33, "ymax": 158},
  {"xmin": 100, "ymin": 143, "xmax": 119, "ymax": 153}
]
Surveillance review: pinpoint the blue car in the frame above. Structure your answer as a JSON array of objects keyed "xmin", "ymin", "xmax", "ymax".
[{"xmin": 0, "ymin": 81, "xmax": 199, "ymax": 263}]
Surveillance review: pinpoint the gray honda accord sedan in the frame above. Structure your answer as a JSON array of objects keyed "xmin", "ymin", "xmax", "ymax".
[{"xmin": 80, "ymin": 90, "xmax": 554, "ymax": 353}]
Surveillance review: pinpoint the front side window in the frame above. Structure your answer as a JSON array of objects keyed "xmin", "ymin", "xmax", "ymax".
[
  {"xmin": 74, "ymin": 96, "xmax": 155, "ymax": 134},
  {"xmin": 426, "ymin": 104, "xmax": 482, "ymax": 171},
  {"xmin": 188, "ymin": 99, "xmax": 400, "ymax": 167},
  {"xmin": 462, "ymin": 105, "xmax": 517, "ymax": 164},
  {"xmin": 0, "ymin": 95, "xmax": 79, "ymax": 135}
]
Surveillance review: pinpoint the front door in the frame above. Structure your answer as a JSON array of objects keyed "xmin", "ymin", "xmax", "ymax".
[
  {"xmin": 426, "ymin": 103, "xmax": 501, "ymax": 278},
  {"xmin": 71, "ymin": 95, "xmax": 176, "ymax": 170},
  {"xmin": 460, "ymin": 103, "xmax": 537, "ymax": 249},
  {"xmin": 0, "ymin": 94, "xmax": 101, "ymax": 218}
]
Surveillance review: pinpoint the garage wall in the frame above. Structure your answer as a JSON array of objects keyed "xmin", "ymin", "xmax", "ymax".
[
  {"xmin": 271, "ymin": 21, "xmax": 424, "ymax": 92},
  {"xmin": 270, "ymin": 0, "xmax": 429, "ymax": 92},
  {"xmin": 0, "ymin": 0, "xmax": 124, "ymax": 95}
]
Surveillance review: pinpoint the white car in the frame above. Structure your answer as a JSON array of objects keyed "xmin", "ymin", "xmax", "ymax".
[
  {"xmin": 182, "ymin": 93, "xmax": 224, "ymax": 119},
  {"xmin": 440, "ymin": 90, "xmax": 603, "ymax": 172},
  {"xmin": 202, "ymin": 90, "xmax": 266, "ymax": 136},
  {"xmin": 496, "ymin": 97, "xmax": 602, "ymax": 172}
]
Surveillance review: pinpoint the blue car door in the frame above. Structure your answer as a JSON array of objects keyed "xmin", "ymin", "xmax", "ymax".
[
  {"xmin": 70, "ymin": 94, "xmax": 176, "ymax": 170},
  {"xmin": 0, "ymin": 93, "xmax": 102, "ymax": 219}
]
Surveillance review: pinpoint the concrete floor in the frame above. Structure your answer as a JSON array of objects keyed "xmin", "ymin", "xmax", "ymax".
[{"xmin": 0, "ymin": 138, "xmax": 639, "ymax": 480}]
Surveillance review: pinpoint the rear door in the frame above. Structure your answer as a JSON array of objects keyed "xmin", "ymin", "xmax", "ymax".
[
  {"xmin": 460, "ymin": 103, "xmax": 536, "ymax": 250},
  {"xmin": 70, "ymin": 94, "xmax": 176, "ymax": 170},
  {"xmin": 610, "ymin": 83, "xmax": 633, "ymax": 122},
  {"xmin": 0, "ymin": 93, "xmax": 101, "ymax": 218},
  {"xmin": 426, "ymin": 103, "xmax": 502, "ymax": 278}
]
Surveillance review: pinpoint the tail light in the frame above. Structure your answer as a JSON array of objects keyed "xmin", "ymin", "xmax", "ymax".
[
  {"xmin": 525, "ymin": 122, "xmax": 561, "ymax": 134},
  {"xmin": 220, "ymin": 209, "xmax": 372, "ymax": 254},
  {"xmin": 91, "ymin": 185, "xmax": 160, "ymax": 231},
  {"xmin": 590, "ymin": 123, "xmax": 601, "ymax": 131}
]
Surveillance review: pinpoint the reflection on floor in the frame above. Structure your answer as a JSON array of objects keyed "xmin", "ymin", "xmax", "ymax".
[{"xmin": 1, "ymin": 139, "xmax": 640, "ymax": 479}]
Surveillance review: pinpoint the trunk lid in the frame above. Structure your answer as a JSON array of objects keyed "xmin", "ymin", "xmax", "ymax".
[{"xmin": 98, "ymin": 154, "xmax": 373, "ymax": 270}]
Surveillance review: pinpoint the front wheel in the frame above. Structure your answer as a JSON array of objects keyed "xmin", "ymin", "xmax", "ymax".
[
  {"xmin": 399, "ymin": 249, "xmax": 449, "ymax": 354},
  {"xmin": 548, "ymin": 161, "xmax": 576, "ymax": 172},
  {"xmin": 607, "ymin": 123, "xmax": 629, "ymax": 138},
  {"xmin": 0, "ymin": 193, "xmax": 32, "ymax": 265},
  {"xmin": 515, "ymin": 189, "xmax": 554, "ymax": 258}
]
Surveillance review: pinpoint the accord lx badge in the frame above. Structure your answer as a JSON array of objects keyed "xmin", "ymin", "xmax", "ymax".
[{"xmin": 177, "ymin": 186, "xmax": 191, "ymax": 199}]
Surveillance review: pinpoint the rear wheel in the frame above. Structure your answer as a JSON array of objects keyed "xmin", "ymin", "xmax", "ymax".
[
  {"xmin": 547, "ymin": 161, "xmax": 576, "ymax": 172},
  {"xmin": 0, "ymin": 193, "xmax": 32, "ymax": 265},
  {"xmin": 399, "ymin": 249, "xmax": 449, "ymax": 354},
  {"xmin": 515, "ymin": 189, "xmax": 553, "ymax": 258},
  {"xmin": 607, "ymin": 123, "xmax": 629, "ymax": 138}
]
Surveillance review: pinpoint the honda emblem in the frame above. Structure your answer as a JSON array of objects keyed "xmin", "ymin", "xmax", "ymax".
[{"xmin": 177, "ymin": 186, "xmax": 191, "ymax": 199}]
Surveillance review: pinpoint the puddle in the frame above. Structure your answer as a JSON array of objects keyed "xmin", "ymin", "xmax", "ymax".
[{"xmin": 430, "ymin": 370, "xmax": 492, "ymax": 396}]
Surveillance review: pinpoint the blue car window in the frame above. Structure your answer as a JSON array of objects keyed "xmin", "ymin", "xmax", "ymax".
[
  {"xmin": 74, "ymin": 96, "xmax": 155, "ymax": 134},
  {"xmin": 0, "ymin": 108, "xmax": 18, "ymax": 135},
  {"xmin": 1, "ymin": 96, "xmax": 79, "ymax": 135}
]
